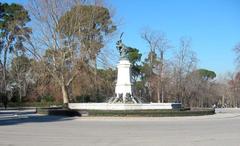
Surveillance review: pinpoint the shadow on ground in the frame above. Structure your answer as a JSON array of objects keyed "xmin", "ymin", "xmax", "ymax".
[{"xmin": 0, "ymin": 112, "xmax": 74, "ymax": 126}]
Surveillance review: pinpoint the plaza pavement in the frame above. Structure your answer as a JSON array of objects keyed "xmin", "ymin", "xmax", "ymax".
[{"xmin": 0, "ymin": 108, "xmax": 240, "ymax": 146}]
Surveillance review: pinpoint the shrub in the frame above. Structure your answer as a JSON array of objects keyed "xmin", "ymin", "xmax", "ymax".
[
  {"xmin": 0, "ymin": 92, "xmax": 8, "ymax": 104},
  {"xmin": 41, "ymin": 95, "xmax": 54, "ymax": 102},
  {"xmin": 10, "ymin": 91, "xmax": 20, "ymax": 102},
  {"xmin": 75, "ymin": 95, "xmax": 90, "ymax": 103},
  {"xmin": 95, "ymin": 95, "xmax": 106, "ymax": 102},
  {"xmin": 75, "ymin": 95, "xmax": 106, "ymax": 103}
]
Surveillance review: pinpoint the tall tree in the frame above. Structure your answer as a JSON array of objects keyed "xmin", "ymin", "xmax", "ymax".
[
  {"xmin": 57, "ymin": 4, "xmax": 116, "ymax": 64},
  {"xmin": 28, "ymin": 0, "xmax": 116, "ymax": 105},
  {"xmin": 10, "ymin": 55, "xmax": 33, "ymax": 102},
  {"xmin": 141, "ymin": 29, "xmax": 171, "ymax": 102},
  {"xmin": 185, "ymin": 69, "xmax": 216, "ymax": 107},
  {"xmin": 0, "ymin": 3, "xmax": 31, "ymax": 93},
  {"xmin": 228, "ymin": 72, "xmax": 240, "ymax": 107},
  {"xmin": 172, "ymin": 38, "xmax": 197, "ymax": 105},
  {"xmin": 127, "ymin": 47, "xmax": 142, "ymax": 97},
  {"xmin": 57, "ymin": 4, "xmax": 116, "ymax": 100}
]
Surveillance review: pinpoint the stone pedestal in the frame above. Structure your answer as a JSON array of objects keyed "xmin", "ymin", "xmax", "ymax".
[
  {"xmin": 107, "ymin": 59, "xmax": 142, "ymax": 104},
  {"xmin": 115, "ymin": 59, "xmax": 132, "ymax": 103}
]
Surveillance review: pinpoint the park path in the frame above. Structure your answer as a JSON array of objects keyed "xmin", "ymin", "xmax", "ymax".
[{"xmin": 0, "ymin": 108, "xmax": 240, "ymax": 146}]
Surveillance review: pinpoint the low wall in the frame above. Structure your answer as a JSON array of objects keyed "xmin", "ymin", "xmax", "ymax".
[{"xmin": 69, "ymin": 103, "xmax": 181, "ymax": 110}]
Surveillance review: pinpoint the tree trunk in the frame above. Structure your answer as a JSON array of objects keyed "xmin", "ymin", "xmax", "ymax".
[
  {"xmin": 160, "ymin": 51, "xmax": 164, "ymax": 103},
  {"xmin": 161, "ymin": 89, "xmax": 164, "ymax": 103},
  {"xmin": 61, "ymin": 85, "xmax": 69, "ymax": 104},
  {"xmin": 17, "ymin": 75, "xmax": 22, "ymax": 102},
  {"xmin": 2, "ymin": 48, "xmax": 8, "ymax": 93},
  {"xmin": 157, "ymin": 80, "xmax": 160, "ymax": 103},
  {"xmin": 94, "ymin": 58, "xmax": 99, "ymax": 102},
  {"xmin": 2, "ymin": 67, "xmax": 6, "ymax": 93},
  {"xmin": 19, "ymin": 86, "xmax": 22, "ymax": 102}
]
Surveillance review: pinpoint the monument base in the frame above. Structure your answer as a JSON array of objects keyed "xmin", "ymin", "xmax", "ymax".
[{"xmin": 69, "ymin": 103, "xmax": 181, "ymax": 110}]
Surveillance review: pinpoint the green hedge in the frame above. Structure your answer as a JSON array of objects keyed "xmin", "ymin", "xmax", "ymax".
[{"xmin": 85, "ymin": 108, "xmax": 215, "ymax": 117}]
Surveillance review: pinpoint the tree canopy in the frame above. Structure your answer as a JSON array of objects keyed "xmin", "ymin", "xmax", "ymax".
[
  {"xmin": 57, "ymin": 5, "xmax": 116, "ymax": 62},
  {"xmin": 196, "ymin": 69, "xmax": 216, "ymax": 80},
  {"xmin": 0, "ymin": 2, "xmax": 31, "ymax": 93},
  {"xmin": 0, "ymin": 3, "xmax": 31, "ymax": 53}
]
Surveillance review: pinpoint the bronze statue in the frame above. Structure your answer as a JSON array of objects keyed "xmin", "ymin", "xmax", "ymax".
[{"xmin": 116, "ymin": 32, "xmax": 129, "ymax": 60}]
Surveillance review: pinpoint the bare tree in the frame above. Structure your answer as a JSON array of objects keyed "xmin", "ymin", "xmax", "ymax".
[
  {"xmin": 27, "ymin": 0, "xmax": 82, "ymax": 105},
  {"xmin": 155, "ymin": 34, "xmax": 171, "ymax": 103},
  {"xmin": 231, "ymin": 42, "xmax": 240, "ymax": 107},
  {"xmin": 234, "ymin": 43, "xmax": 240, "ymax": 66},
  {"xmin": 141, "ymin": 29, "xmax": 171, "ymax": 103},
  {"xmin": 141, "ymin": 29, "xmax": 161, "ymax": 71},
  {"xmin": 226, "ymin": 72, "xmax": 240, "ymax": 107},
  {"xmin": 172, "ymin": 38, "xmax": 197, "ymax": 105},
  {"xmin": 27, "ymin": 0, "xmax": 115, "ymax": 105}
]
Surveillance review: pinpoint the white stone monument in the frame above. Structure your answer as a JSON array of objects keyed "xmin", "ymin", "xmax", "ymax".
[
  {"xmin": 68, "ymin": 34, "xmax": 181, "ymax": 110},
  {"xmin": 108, "ymin": 37, "xmax": 142, "ymax": 104},
  {"xmin": 115, "ymin": 59, "xmax": 132, "ymax": 102}
]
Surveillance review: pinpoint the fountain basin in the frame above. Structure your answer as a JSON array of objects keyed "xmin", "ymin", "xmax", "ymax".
[{"xmin": 69, "ymin": 103, "xmax": 181, "ymax": 110}]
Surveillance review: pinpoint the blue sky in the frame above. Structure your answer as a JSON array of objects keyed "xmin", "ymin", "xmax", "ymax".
[
  {"xmin": 1, "ymin": 0, "xmax": 240, "ymax": 75},
  {"xmin": 108, "ymin": 0, "xmax": 240, "ymax": 75}
]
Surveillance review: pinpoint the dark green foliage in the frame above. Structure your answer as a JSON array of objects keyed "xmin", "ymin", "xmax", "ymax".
[
  {"xmin": 75, "ymin": 94, "xmax": 106, "ymax": 103},
  {"xmin": 0, "ymin": 2, "xmax": 31, "ymax": 52},
  {"xmin": 196, "ymin": 69, "xmax": 216, "ymax": 80},
  {"xmin": 142, "ymin": 51, "xmax": 158, "ymax": 77},
  {"xmin": 0, "ymin": 92, "xmax": 7, "ymax": 100},
  {"xmin": 10, "ymin": 90, "xmax": 20, "ymax": 102},
  {"xmin": 0, "ymin": 3, "xmax": 30, "ymax": 26},
  {"xmin": 75, "ymin": 95, "xmax": 91, "ymax": 103},
  {"xmin": 96, "ymin": 68, "xmax": 116, "ymax": 99},
  {"xmin": 0, "ymin": 92, "xmax": 8, "ymax": 107},
  {"xmin": 41, "ymin": 95, "xmax": 54, "ymax": 102},
  {"xmin": 97, "ymin": 68, "xmax": 117, "ymax": 80},
  {"xmin": 128, "ymin": 47, "xmax": 142, "ymax": 65},
  {"xmin": 127, "ymin": 47, "xmax": 142, "ymax": 79}
]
